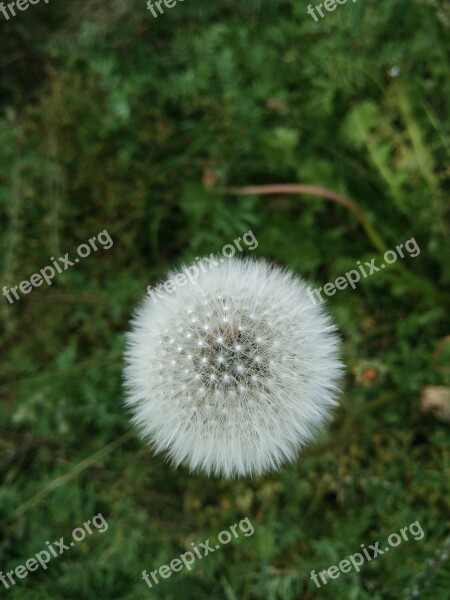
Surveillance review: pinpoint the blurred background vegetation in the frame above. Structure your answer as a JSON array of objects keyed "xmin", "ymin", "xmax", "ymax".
[{"xmin": 1, "ymin": 0, "xmax": 449, "ymax": 598}]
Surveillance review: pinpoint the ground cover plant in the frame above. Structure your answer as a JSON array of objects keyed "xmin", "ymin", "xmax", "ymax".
[{"xmin": 0, "ymin": 0, "xmax": 449, "ymax": 598}]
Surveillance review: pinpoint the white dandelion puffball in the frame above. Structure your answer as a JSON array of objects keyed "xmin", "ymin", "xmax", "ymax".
[{"xmin": 124, "ymin": 257, "xmax": 343, "ymax": 477}]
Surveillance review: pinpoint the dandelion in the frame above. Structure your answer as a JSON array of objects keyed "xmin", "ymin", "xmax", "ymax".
[{"xmin": 124, "ymin": 257, "xmax": 343, "ymax": 477}]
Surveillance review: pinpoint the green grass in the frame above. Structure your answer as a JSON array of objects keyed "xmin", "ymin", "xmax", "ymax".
[{"xmin": 0, "ymin": 0, "xmax": 449, "ymax": 598}]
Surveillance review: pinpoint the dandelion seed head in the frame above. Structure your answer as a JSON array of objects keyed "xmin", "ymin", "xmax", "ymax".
[{"xmin": 124, "ymin": 257, "xmax": 343, "ymax": 477}]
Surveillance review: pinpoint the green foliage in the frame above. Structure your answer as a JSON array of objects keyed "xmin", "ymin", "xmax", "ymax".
[{"xmin": 0, "ymin": 0, "xmax": 449, "ymax": 598}]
